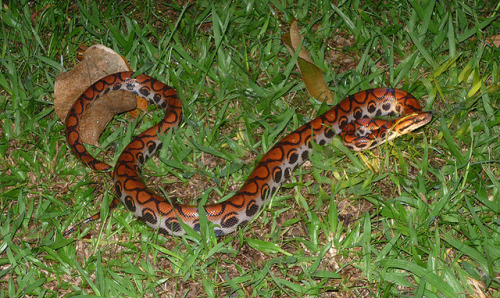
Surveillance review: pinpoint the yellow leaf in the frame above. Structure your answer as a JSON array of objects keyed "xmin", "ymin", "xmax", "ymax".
[{"xmin": 281, "ymin": 20, "xmax": 334, "ymax": 103}]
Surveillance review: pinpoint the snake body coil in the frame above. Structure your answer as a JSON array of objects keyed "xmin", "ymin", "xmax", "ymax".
[{"xmin": 66, "ymin": 71, "xmax": 432, "ymax": 236}]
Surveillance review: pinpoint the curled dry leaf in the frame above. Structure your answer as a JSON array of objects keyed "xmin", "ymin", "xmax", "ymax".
[
  {"xmin": 281, "ymin": 20, "xmax": 334, "ymax": 104},
  {"xmin": 54, "ymin": 44, "xmax": 147, "ymax": 146}
]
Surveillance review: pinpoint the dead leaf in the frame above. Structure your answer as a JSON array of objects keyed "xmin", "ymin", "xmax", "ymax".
[
  {"xmin": 282, "ymin": 20, "xmax": 334, "ymax": 104},
  {"xmin": 54, "ymin": 44, "xmax": 146, "ymax": 146},
  {"xmin": 486, "ymin": 34, "xmax": 500, "ymax": 48},
  {"xmin": 30, "ymin": 4, "xmax": 54, "ymax": 23},
  {"xmin": 74, "ymin": 45, "xmax": 147, "ymax": 119}
]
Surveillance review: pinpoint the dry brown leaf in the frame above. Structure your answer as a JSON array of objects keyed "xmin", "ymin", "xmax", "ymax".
[
  {"xmin": 30, "ymin": 4, "xmax": 54, "ymax": 22},
  {"xmin": 282, "ymin": 20, "xmax": 334, "ymax": 104},
  {"xmin": 486, "ymin": 34, "xmax": 500, "ymax": 48},
  {"xmin": 54, "ymin": 44, "xmax": 146, "ymax": 146}
]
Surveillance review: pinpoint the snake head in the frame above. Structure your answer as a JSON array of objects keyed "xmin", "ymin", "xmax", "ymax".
[
  {"xmin": 393, "ymin": 112, "xmax": 433, "ymax": 135},
  {"xmin": 340, "ymin": 111, "xmax": 432, "ymax": 151}
]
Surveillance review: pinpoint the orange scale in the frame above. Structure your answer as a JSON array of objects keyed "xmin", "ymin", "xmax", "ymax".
[
  {"xmin": 164, "ymin": 112, "xmax": 180, "ymax": 123},
  {"xmin": 248, "ymin": 166, "xmax": 270, "ymax": 181},
  {"xmin": 340, "ymin": 102, "xmax": 353, "ymax": 114},
  {"xmin": 158, "ymin": 121, "xmax": 176, "ymax": 132},
  {"xmin": 406, "ymin": 98, "xmax": 420, "ymax": 108},
  {"xmin": 261, "ymin": 161, "xmax": 284, "ymax": 172},
  {"xmin": 140, "ymin": 131, "xmax": 156, "ymax": 139},
  {"xmin": 94, "ymin": 162, "xmax": 110, "ymax": 172},
  {"xmin": 264, "ymin": 148, "xmax": 284, "ymax": 161},
  {"xmin": 142, "ymin": 126, "xmax": 161, "ymax": 134},
  {"xmin": 205, "ymin": 204, "xmax": 225, "ymax": 218},
  {"xmin": 125, "ymin": 141, "xmax": 146, "ymax": 152},
  {"xmin": 352, "ymin": 92, "xmax": 367, "ymax": 101},
  {"xmin": 164, "ymin": 88, "xmax": 178, "ymax": 97},
  {"xmin": 156, "ymin": 201, "xmax": 174, "ymax": 215},
  {"xmin": 323, "ymin": 111, "xmax": 338, "ymax": 123},
  {"xmin": 283, "ymin": 132, "xmax": 300, "ymax": 144},
  {"xmin": 123, "ymin": 178, "xmax": 142, "ymax": 192},
  {"xmin": 181, "ymin": 206, "xmax": 199, "ymax": 218},
  {"xmin": 393, "ymin": 89, "xmax": 406, "ymax": 98},
  {"xmin": 217, "ymin": 202, "xmax": 240, "ymax": 215},
  {"xmin": 240, "ymin": 180, "xmax": 259, "ymax": 195},
  {"xmin": 66, "ymin": 115, "xmax": 78, "ymax": 127},
  {"xmin": 67, "ymin": 131, "xmax": 79, "ymax": 144},
  {"xmin": 141, "ymin": 200, "xmax": 160, "ymax": 214},
  {"xmin": 129, "ymin": 150, "xmax": 145, "ymax": 160},
  {"xmin": 372, "ymin": 89, "xmax": 388, "ymax": 97},
  {"xmin": 117, "ymin": 153, "xmax": 135, "ymax": 164},
  {"xmin": 341, "ymin": 123, "xmax": 356, "ymax": 133},
  {"xmin": 280, "ymin": 143, "xmax": 297, "ymax": 154},
  {"xmin": 93, "ymin": 81, "xmax": 105, "ymax": 92},
  {"xmin": 228, "ymin": 194, "xmax": 245, "ymax": 207},
  {"xmin": 81, "ymin": 155, "xmax": 93, "ymax": 164},
  {"xmin": 136, "ymin": 189, "xmax": 153, "ymax": 204},
  {"xmin": 115, "ymin": 167, "xmax": 134, "ymax": 178},
  {"xmin": 263, "ymin": 159, "xmax": 283, "ymax": 170},
  {"xmin": 81, "ymin": 89, "xmax": 93, "ymax": 100},
  {"xmin": 151, "ymin": 80, "xmax": 166, "ymax": 91},
  {"xmin": 105, "ymin": 73, "xmax": 119, "ymax": 82},
  {"xmin": 308, "ymin": 118, "xmax": 323, "ymax": 131}
]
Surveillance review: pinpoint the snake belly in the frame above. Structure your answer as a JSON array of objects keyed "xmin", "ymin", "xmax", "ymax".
[{"xmin": 66, "ymin": 71, "xmax": 432, "ymax": 236}]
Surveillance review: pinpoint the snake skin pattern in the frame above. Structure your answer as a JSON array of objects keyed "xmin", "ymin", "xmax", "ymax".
[{"xmin": 66, "ymin": 71, "xmax": 432, "ymax": 236}]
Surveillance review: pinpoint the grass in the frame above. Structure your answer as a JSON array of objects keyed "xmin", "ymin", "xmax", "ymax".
[{"xmin": 1, "ymin": 0, "xmax": 499, "ymax": 296}]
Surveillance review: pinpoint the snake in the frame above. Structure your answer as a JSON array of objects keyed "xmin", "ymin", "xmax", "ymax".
[{"xmin": 65, "ymin": 71, "xmax": 432, "ymax": 236}]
